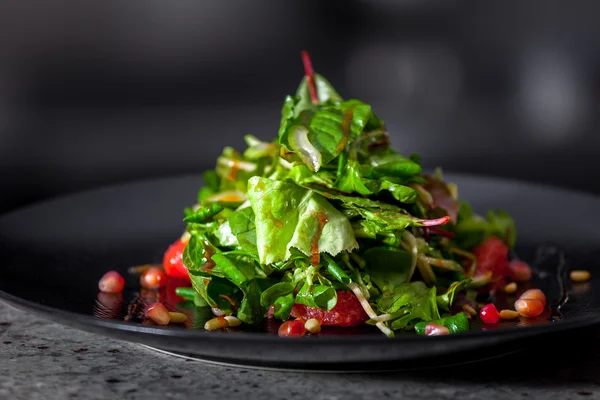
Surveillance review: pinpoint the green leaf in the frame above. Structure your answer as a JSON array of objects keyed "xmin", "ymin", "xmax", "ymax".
[
  {"xmin": 260, "ymin": 282, "xmax": 295, "ymax": 308},
  {"xmin": 453, "ymin": 202, "xmax": 517, "ymax": 249},
  {"xmin": 376, "ymin": 281, "xmax": 441, "ymax": 330},
  {"xmin": 183, "ymin": 203, "xmax": 224, "ymax": 224},
  {"xmin": 182, "ymin": 233, "xmax": 220, "ymax": 271},
  {"xmin": 272, "ymin": 293, "xmax": 294, "ymax": 320},
  {"xmin": 367, "ymin": 152, "xmax": 422, "ymax": 178},
  {"xmin": 237, "ymin": 279, "xmax": 264, "ymax": 325},
  {"xmin": 294, "ymin": 73, "xmax": 343, "ymax": 116},
  {"xmin": 294, "ymin": 283, "xmax": 338, "ymax": 311},
  {"xmin": 414, "ymin": 312, "xmax": 470, "ymax": 335},
  {"xmin": 211, "ymin": 252, "xmax": 257, "ymax": 287},
  {"xmin": 247, "ymin": 177, "xmax": 358, "ymax": 265},
  {"xmin": 228, "ymin": 207, "xmax": 258, "ymax": 255},
  {"xmin": 322, "ymin": 254, "xmax": 352, "ymax": 285},
  {"xmin": 436, "ymin": 279, "xmax": 471, "ymax": 313},
  {"xmin": 188, "ymin": 270, "xmax": 240, "ymax": 315},
  {"xmin": 363, "ymin": 247, "xmax": 413, "ymax": 295}
]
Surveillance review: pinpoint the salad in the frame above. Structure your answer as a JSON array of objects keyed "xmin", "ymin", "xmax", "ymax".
[{"xmin": 100, "ymin": 52, "xmax": 544, "ymax": 337}]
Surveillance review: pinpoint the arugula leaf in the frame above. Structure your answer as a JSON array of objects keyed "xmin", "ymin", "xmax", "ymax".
[
  {"xmin": 363, "ymin": 247, "xmax": 413, "ymax": 295},
  {"xmin": 247, "ymin": 177, "xmax": 358, "ymax": 264},
  {"xmin": 366, "ymin": 152, "xmax": 422, "ymax": 178},
  {"xmin": 414, "ymin": 312, "xmax": 470, "ymax": 335},
  {"xmin": 184, "ymin": 203, "xmax": 224, "ymax": 224},
  {"xmin": 182, "ymin": 233, "xmax": 220, "ymax": 272},
  {"xmin": 188, "ymin": 270, "xmax": 240, "ymax": 315}
]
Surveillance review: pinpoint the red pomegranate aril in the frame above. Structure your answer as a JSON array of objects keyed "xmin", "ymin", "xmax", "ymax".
[
  {"xmin": 508, "ymin": 260, "xmax": 532, "ymax": 282},
  {"xmin": 144, "ymin": 302, "xmax": 170, "ymax": 325},
  {"xmin": 278, "ymin": 320, "xmax": 306, "ymax": 337},
  {"xmin": 519, "ymin": 289, "xmax": 547, "ymax": 306},
  {"xmin": 480, "ymin": 303, "xmax": 500, "ymax": 324},
  {"xmin": 98, "ymin": 271, "xmax": 125, "ymax": 293},
  {"xmin": 140, "ymin": 267, "xmax": 167, "ymax": 289},
  {"xmin": 515, "ymin": 299, "xmax": 544, "ymax": 317},
  {"xmin": 424, "ymin": 323, "xmax": 450, "ymax": 336}
]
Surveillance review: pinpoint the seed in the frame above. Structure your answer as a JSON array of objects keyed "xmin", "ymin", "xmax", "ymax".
[
  {"xmin": 224, "ymin": 316, "xmax": 242, "ymax": 327},
  {"xmin": 180, "ymin": 231, "xmax": 191, "ymax": 244},
  {"xmin": 515, "ymin": 299, "xmax": 544, "ymax": 317},
  {"xmin": 424, "ymin": 323, "xmax": 450, "ymax": 336},
  {"xmin": 127, "ymin": 264, "xmax": 155, "ymax": 275},
  {"xmin": 570, "ymin": 270, "xmax": 591, "ymax": 283},
  {"xmin": 304, "ymin": 318, "xmax": 321, "ymax": 334},
  {"xmin": 167, "ymin": 312, "xmax": 188, "ymax": 324},
  {"xmin": 462, "ymin": 304, "xmax": 477, "ymax": 317},
  {"xmin": 504, "ymin": 282, "xmax": 517, "ymax": 294},
  {"xmin": 499, "ymin": 309, "xmax": 520, "ymax": 320},
  {"xmin": 144, "ymin": 302, "xmax": 170, "ymax": 325},
  {"xmin": 98, "ymin": 271, "xmax": 125, "ymax": 293},
  {"xmin": 519, "ymin": 289, "xmax": 547, "ymax": 306},
  {"xmin": 204, "ymin": 316, "xmax": 228, "ymax": 331},
  {"xmin": 140, "ymin": 267, "xmax": 168, "ymax": 289}
]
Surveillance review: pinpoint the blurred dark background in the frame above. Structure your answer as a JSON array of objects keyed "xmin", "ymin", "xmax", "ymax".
[{"xmin": 1, "ymin": 1, "xmax": 599, "ymax": 213}]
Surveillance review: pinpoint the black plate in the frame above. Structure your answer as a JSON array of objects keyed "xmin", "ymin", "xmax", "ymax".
[{"xmin": 1, "ymin": 173, "xmax": 599, "ymax": 371}]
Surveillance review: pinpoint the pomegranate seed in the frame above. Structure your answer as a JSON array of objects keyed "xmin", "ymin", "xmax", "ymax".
[
  {"xmin": 424, "ymin": 323, "xmax": 450, "ymax": 336},
  {"xmin": 140, "ymin": 267, "xmax": 167, "ymax": 289},
  {"xmin": 519, "ymin": 289, "xmax": 547, "ymax": 306},
  {"xmin": 515, "ymin": 299, "xmax": 544, "ymax": 317},
  {"xmin": 278, "ymin": 320, "xmax": 306, "ymax": 337},
  {"xmin": 480, "ymin": 303, "xmax": 500, "ymax": 324},
  {"xmin": 144, "ymin": 302, "xmax": 170, "ymax": 325},
  {"xmin": 507, "ymin": 260, "xmax": 532, "ymax": 282},
  {"xmin": 98, "ymin": 271, "xmax": 125, "ymax": 293}
]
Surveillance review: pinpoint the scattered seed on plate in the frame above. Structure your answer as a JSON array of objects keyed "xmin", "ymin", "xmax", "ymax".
[
  {"xmin": 127, "ymin": 264, "xmax": 156, "ymax": 275},
  {"xmin": 224, "ymin": 316, "xmax": 242, "ymax": 327},
  {"xmin": 504, "ymin": 282, "xmax": 517, "ymax": 294},
  {"xmin": 570, "ymin": 270, "xmax": 591, "ymax": 283},
  {"xmin": 462, "ymin": 304, "xmax": 477, "ymax": 317},
  {"xmin": 204, "ymin": 316, "xmax": 228, "ymax": 331},
  {"xmin": 304, "ymin": 318, "xmax": 321, "ymax": 334},
  {"xmin": 168, "ymin": 312, "xmax": 188, "ymax": 324},
  {"xmin": 499, "ymin": 309, "xmax": 520, "ymax": 320},
  {"xmin": 144, "ymin": 302, "xmax": 170, "ymax": 325}
]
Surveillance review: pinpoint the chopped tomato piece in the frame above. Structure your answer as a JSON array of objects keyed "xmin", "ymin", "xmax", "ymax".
[
  {"xmin": 291, "ymin": 290, "xmax": 368, "ymax": 327},
  {"xmin": 163, "ymin": 238, "xmax": 190, "ymax": 280}
]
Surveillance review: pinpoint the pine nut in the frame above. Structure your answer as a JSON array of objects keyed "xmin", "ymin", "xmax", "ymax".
[
  {"xmin": 204, "ymin": 316, "xmax": 228, "ymax": 331},
  {"xmin": 224, "ymin": 316, "xmax": 242, "ymax": 327},
  {"xmin": 168, "ymin": 312, "xmax": 188, "ymax": 324},
  {"xmin": 462, "ymin": 304, "xmax": 477, "ymax": 317},
  {"xmin": 570, "ymin": 270, "xmax": 591, "ymax": 283},
  {"xmin": 499, "ymin": 309, "xmax": 519, "ymax": 320},
  {"xmin": 504, "ymin": 282, "xmax": 517, "ymax": 294},
  {"xmin": 304, "ymin": 318, "xmax": 321, "ymax": 334}
]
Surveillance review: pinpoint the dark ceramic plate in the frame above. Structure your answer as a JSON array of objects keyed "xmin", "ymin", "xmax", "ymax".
[{"xmin": 1, "ymin": 173, "xmax": 599, "ymax": 371}]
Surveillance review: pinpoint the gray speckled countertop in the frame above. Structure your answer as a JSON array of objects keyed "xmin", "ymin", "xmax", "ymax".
[{"xmin": 2, "ymin": 301, "xmax": 600, "ymax": 400}]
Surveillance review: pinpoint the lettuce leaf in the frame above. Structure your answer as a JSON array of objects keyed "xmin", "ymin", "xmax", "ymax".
[{"xmin": 247, "ymin": 176, "xmax": 358, "ymax": 265}]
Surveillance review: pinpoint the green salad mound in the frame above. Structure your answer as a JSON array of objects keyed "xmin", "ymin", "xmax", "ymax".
[{"xmin": 181, "ymin": 52, "xmax": 516, "ymax": 337}]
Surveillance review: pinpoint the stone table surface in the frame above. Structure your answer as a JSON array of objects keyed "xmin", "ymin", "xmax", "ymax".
[{"xmin": 2, "ymin": 301, "xmax": 600, "ymax": 400}]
